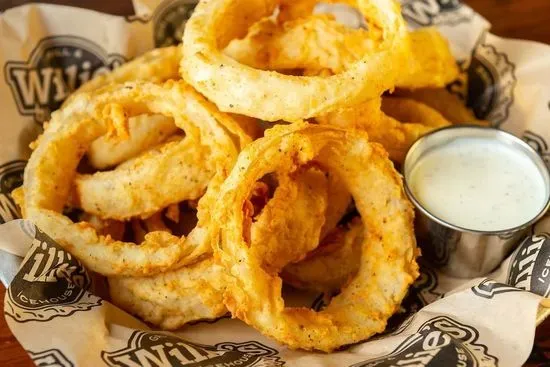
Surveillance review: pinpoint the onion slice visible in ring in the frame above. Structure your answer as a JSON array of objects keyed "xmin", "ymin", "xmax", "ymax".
[
  {"xmin": 250, "ymin": 167, "xmax": 328, "ymax": 272},
  {"xmin": 69, "ymin": 47, "xmax": 182, "ymax": 169},
  {"xmin": 74, "ymin": 137, "xmax": 214, "ymax": 220}
]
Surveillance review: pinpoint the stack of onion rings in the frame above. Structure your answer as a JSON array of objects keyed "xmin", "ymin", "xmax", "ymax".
[{"xmin": 13, "ymin": 0, "xmax": 487, "ymax": 352}]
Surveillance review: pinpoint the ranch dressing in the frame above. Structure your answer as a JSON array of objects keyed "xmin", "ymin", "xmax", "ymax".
[{"xmin": 409, "ymin": 136, "xmax": 547, "ymax": 232}]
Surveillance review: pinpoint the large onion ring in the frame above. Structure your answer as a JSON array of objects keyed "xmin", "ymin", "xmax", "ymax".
[
  {"xmin": 20, "ymin": 81, "xmax": 244, "ymax": 276},
  {"xmin": 211, "ymin": 123, "xmax": 419, "ymax": 351},
  {"xmin": 225, "ymin": 17, "xmax": 458, "ymax": 88},
  {"xmin": 182, "ymin": 0, "xmax": 407, "ymax": 121}
]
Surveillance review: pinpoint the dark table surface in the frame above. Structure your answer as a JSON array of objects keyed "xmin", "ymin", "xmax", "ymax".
[{"xmin": 1, "ymin": 0, "xmax": 550, "ymax": 366}]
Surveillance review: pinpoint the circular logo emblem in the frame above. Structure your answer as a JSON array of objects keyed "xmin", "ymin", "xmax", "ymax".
[
  {"xmin": 153, "ymin": 0, "xmax": 198, "ymax": 47},
  {"xmin": 0, "ymin": 160, "xmax": 26, "ymax": 224},
  {"xmin": 5, "ymin": 36, "xmax": 125, "ymax": 124},
  {"xmin": 101, "ymin": 331, "xmax": 284, "ymax": 367},
  {"xmin": 28, "ymin": 349, "xmax": 73, "ymax": 367},
  {"xmin": 401, "ymin": 0, "xmax": 474, "ymax": 27},
  {"xmin": 466, "ymin": 35, "xmax": 516, "ymax": 127},
  {"xmin": 5, "ymin": 226, "xmax": 102, "ymax": 323},
  {"xmin": 353, "ymin": 316, "xmax": 497, "ymax": 367},
  {"xmin": 507, "ymin": 233, "xmax": 550, "ymax": 297}
]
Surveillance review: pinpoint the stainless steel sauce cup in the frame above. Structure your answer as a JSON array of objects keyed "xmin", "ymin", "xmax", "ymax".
[{"xmin": 403, "ymin": 125, "xmax": 550, "ymax": 278}]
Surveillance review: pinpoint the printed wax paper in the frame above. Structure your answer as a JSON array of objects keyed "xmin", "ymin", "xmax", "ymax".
[{"xmin": 1, "ymin": 1, "xmax": 550, "ymax": 366}]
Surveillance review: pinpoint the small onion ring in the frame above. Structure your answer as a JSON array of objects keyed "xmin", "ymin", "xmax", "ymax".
[
  {"xmin": 211, "ymin": 123, "xmax": 419, "ymax": 351},
  {"xmin": 109, "ymin": 258, "xmax": 228, "ymax": 330},
  {"xmin": 381, "ymin": 97, "xmax": 452, "ymax": 129},
  {"xmin": 20, "ymin": 81, "xmax": 246, "ymax": 276},
  {"xmin": 317, "ymin": 96, "xmax": 451, "ymax": 163},
  {"xmin": 392, "ymin": 87, "xmax": 490, "ymax": 126},
  {"xmin": 182, "ymin": 0, "xmax": 407, "ymax": 121}
]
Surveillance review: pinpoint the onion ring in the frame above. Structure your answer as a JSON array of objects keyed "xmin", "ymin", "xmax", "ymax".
[
  {"xmin": 109, "ymin": 258, "xmax": 228, "ymax": 330},
  {"xmin": 182, "ymin": 0, "xmax": 407, "ymax": 121},
  {"xmin": 211, "ymin": 123, "xmax": 419, "ymax": 351},
  {"xmin": 224, "ymin": 16, "xmax": 458, "ymax": 88},
  {"xmin": 381, "ymin": 96, "xmax": 452, "ymax": 128},
  {"xmin": 109, "ymin": 165, "xmax": 329, "ymax": 329},
  {"xmin": 317, "ymin": 96, "xmax": 451, "ymax": 163},
  {"xmin": 393, "ymin": 87, "xmax": 489, "ymax": 125},
  {"xmin": 19, "ymin": 81, "xmax": 246, "ymax": 276},
  {"xmin": 109, "ymin": 166, "xmax": 328, "ymax": 328}
]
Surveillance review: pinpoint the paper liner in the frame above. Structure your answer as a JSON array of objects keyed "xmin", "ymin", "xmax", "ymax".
[{"xmin": 0, "ymin": 1, "xmax": 549, "ymax": 366}]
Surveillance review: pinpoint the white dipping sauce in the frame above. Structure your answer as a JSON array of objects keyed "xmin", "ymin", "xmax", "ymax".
[{"xmin": 409, "ymin": 136, "xmax": 547, "ymax": 231}]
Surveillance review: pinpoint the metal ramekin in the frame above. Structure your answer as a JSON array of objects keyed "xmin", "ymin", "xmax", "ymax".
[{"xmin": 403, "ymin": 125, "xmax": 550, "ymax": 278}]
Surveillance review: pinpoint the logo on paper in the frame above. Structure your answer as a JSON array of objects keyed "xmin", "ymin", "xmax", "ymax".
[
  {"xmin": 4, "ymin": 35, "xmax": 125, "ymax": 123},
  {"xmin": 5, "ymin": 226, "xmax": 101, "ymax": 322},
  {"xmin": 153, "ymin": 0, "xmax": 198, "ymax": 47},
  {"xmin": 471, "ymin": 279, "xmax": 523, "ymax": 299},
  {"xmin": 101, "ymin": 331, "xmax": 284, "ymax": 367},
  {"xmin": 352, "ymin": 316, "xmax": 498, "ymax": 367},
  {"xmin": 28, "ymin": 349, "xmax": 73, "ymax": 367},
  {"xmin": 507, "ymin": 233, "xmax": 550, "ymax": 297},
  {"xmin": 0, "ymin": 160, "xmax": 26, "ymax": 224},
  {"xmin": 401, "ymin": 0, "xmax": 474, "ymax": 27},
  {"xmin": 523, "ymin": 130, "xmax": 550, "ymax": 168},
  {"xmin": 466, "ymin": 34, "xmax": 516, "ymax": 127}
]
